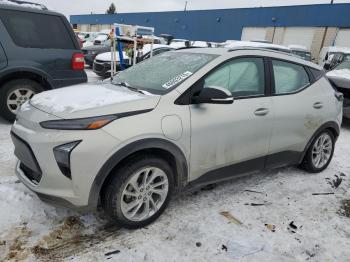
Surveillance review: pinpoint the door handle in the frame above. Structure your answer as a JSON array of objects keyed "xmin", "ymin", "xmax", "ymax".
[
  {"xmin": 313, "ymin": 102, "xmax": 323, "ymax": 109},
  {"xmin": 254, "ymin": 108, "xmax": 269, "ymax": 116}
]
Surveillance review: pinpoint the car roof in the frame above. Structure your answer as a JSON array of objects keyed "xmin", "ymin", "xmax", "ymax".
[
  {"xmin": 0, "ymin": 0, "xmax": 63, "ymax": 16},
  {"xmin": 289, "ymin": 45, "xmax": 309, "ymax": 52},
  {"xmin": 224, "ymin": 41, "xmax": 291, "ymax": 52},
  {"xmin": 174, "ymin": 47, "xmax": 322, "ymax": 70}
]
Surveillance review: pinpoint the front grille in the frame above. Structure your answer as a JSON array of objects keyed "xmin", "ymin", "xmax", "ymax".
[
  {"xmin": 11, "ymin": 132, "xmax": 42, "ymax": 183},
  {"xmin": 94, "ymin": 63, "xmax": 104, "ymax": 72},
  {"xmin": 20, "ymin": 163, "xmax": 42, "ymax": 184},
  {"xmin": 82, "ymin": 50, "xmax": 88, "ymax": 55}
]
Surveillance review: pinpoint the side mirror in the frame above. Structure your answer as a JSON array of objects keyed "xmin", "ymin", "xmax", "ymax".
[
  {"xmin": 192, "ymin": 86, "xmax": 234, "ymax": 104},
  {"xmin": 324, "ymin": 61, "xmax": 331, "ymax": 71}
]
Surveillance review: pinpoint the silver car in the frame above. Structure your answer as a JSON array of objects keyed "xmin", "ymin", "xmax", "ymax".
[{"xmin": 11, "ymin": 48, "xmax": 343, "ymax": 228}]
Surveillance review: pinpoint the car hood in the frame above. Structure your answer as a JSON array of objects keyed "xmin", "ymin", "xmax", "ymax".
[
  {"xmin": 29, "ymin": 82, "xmax": 160, "ymax": 119},
  {"xmin": 82, "ymin": 45, "xmax": 110, "ymax": 52},
  {"xmin": 326, "ymin": 69, "xmax": 350, "ymax": 89},
  {"xmin": 95, "ymin": 51, "xmax": 129, "ymax": 62}
]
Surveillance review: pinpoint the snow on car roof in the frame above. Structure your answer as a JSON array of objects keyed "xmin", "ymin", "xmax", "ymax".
[
  {"xmin": 224, "ymin": 41, "xmax": 291, "ymax": 51},
  {"xmin": 288, "ymin": 45, "xmax": 309, "ymax": 51},
  {"xmin": 0, "ymin": 0, "xmax": 47, "ymax": 10},
  {"xmin": 327, "ymin": 46, "xmax": 350, "ymax": 54}
]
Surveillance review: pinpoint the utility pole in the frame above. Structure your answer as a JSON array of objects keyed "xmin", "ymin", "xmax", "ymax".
[
  {"xmin": 319, "ymin": 0, "xmax": 335, "ymax": 56},
  {"xmin": 184, "ymin": 1, "xmax": 188, "ymax": 11}
]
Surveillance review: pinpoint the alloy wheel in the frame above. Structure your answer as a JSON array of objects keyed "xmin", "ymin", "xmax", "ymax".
[
  {"xmin": 311, "ymin": 133, "xmax": 333, "ymax": 169},
  {"xmin": 7, "ymin": 88, "xmax": 35, "ymax": 114},
  {"xmin": 120, "ymin": 167, "xmax": 169, "ymax": 222}
]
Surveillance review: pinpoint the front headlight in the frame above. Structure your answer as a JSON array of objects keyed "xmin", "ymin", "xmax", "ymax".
[
  {"xmin": 89, "ymin": 50, "xmax": 97, "ymax": 55},
  {"xmin": 40, "ymin": 115, "xmax": 118, "ymax": 130}
]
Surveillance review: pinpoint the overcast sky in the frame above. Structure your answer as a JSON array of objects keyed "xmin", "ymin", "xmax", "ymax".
[{"xmin": 30, "ymin": 0, "xmax": 350, "ymax": 16}]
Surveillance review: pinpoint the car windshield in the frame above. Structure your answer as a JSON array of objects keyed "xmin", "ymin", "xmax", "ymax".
[
  {"xmin": 292, "ymin": 50, "xmax": 311, "ymax": 61},
  {"xmin": 334, "ymin": 61, "xmax": 350, "ymax": 70},
  {"xmin": 112, "ymin": 52, "xmax": 218, "ymax": 95}
]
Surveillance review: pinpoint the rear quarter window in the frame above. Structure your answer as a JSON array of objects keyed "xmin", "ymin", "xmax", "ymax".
[
  {"xmin": 309, "ymin": 68, "xmax": 325, "ymax": 81},
  {"xmin": 0, "ymin": 9, "xmax": 76, "ymax": 50}
]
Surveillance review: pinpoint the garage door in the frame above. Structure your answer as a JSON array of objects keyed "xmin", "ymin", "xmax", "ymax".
[
  {"xmin": 282, "ymin": 27, "xmax": 316, "ymax": 50},
  {"xmin": 335, "ymin": 29, "xmax": 350, "ymax": 47},
  {"xmin": 241, "ymin": 27, "xmax": 267, "ymax": 41},
  {"xmin": 80, "ymin": 24, "xmax": 89, "ymax": 32}
]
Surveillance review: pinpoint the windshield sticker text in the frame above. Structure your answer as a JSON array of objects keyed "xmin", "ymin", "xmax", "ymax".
[{"xmin": 162, "ymin": 71, "xmax": 193, "ymax": 89}]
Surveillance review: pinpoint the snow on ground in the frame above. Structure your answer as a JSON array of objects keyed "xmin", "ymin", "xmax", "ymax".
[{"xmin": 0, "ymin": 70, "xmax": 350, "ymax": 261}]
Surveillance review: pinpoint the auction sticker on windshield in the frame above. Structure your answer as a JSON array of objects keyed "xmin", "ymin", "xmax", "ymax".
[{"xmin": 162, "ymin": 71, "xmax": 193, "ymax": 89}]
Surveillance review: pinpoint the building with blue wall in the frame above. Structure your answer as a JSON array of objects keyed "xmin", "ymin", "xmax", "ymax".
[{"xmin": 71, "ymin": 4, "xmax": 350, "ymax": 42}]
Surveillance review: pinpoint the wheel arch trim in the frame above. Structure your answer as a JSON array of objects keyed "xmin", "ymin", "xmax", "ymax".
[
  {"xmin": 0, "ymin": 67, "xmax": 54, "ymax": 89},
  {"xmin": 88, "ymin": 138, "xmax": 188, "ymax": 209},
  {"xmin": 300, "ymin": 120, "xmax": 340, "ymax": 163}
]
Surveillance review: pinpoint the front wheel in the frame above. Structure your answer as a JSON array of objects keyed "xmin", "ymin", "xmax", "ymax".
[
  {"xmin": 301, "ymin": 130, "xmax": 335, "ymax": 173},
  {"xmin": 102, "ymin": 155, "xmax": 174, "ymax": 228}
]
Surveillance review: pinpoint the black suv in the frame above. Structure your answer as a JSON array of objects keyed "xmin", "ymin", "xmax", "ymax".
[{"xmin": 0, "ymin": 1, "xmax": 87, "ymax": 121}]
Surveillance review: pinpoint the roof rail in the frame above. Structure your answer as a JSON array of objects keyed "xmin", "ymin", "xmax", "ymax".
[
  {"xmin": 0, "ymin": 0, "xmax": 48, "ymax": 10},
  {"xmin": 227, "ymin": 46, "xmax": 295, "ymax": 57}
]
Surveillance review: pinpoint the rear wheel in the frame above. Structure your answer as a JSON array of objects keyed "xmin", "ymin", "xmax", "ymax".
[
  {"xmin": 0, "ymin": 79, "xmax": 43, "ymax": 122},
  {"xmin": 301, "ymin": 130, "xmax": 335, "ymax": 173},
  {"xmin": 102, "ymin": 155, "xmax": 174, "ymax": 228}
]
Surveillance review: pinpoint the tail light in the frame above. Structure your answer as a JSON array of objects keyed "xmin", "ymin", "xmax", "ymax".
[{"xmin": 72, "ymin": 53, "xmax": 85, "ymax": 70}]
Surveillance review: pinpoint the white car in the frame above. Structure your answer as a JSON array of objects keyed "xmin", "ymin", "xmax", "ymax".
[
  {"xmin": 93, "ymin": 44, "xmax": 174, "ymax": 78},
  {"xmin": 12, "ymin": 48, "xmax": 343, "ymax": 228},
  {"xmin": 318, "ymin": 46, "xmax": 350, "ymax": 67}
]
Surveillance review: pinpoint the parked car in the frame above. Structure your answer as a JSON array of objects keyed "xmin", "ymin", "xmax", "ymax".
[
  {"xmin": 170, "ymin": 39, "xmax": 190, "ymax": 48},
  {"xmin": 93, "ymin": 51, "xmax": 130, "ymax": 77},
  {"xmin": 93, "ymin": 31, "xmax": 110, "ymax": 45},
  {"xmin": 224, "ymin": 41, "xmax": 292, "ymax": 54},
  {"xmin": 11, "ymin": 47, "xmax": 343, "ymax": 228},
  {"xmin": 82, "ymin": 42, "xmax": 111, "ymax": 66},
  {"xmin": 289, "ymin": 45, "xmax": 312, "ymax": 61},
  {"xmin": 318, "ymin": 46, "xmax": 350, "ymax": 67},
  {"xmin": 326, "ymin": 61, "xmax": 350, "ymax": 118},
  {"xmin": 325, "ymin": 51, "xmax": 350, "ymax": 71},
  {"xmin": 93, "ymin": 44, "xmax": 175, "ymax": 78},
  {"xmin": 0, "ymin": 1, "xmax": 87, "ymax": 121}
]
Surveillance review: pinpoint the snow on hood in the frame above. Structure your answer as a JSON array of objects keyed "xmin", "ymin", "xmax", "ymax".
[
  {"xmin": 327, "ymin": 69, "xmax": 350, "ymax": 81},
  {"xmin": 95, "ymin": 51, "xmax": 129, "ymax": 62},
  {"xmin": 30, "ymin": 82, "xmax": 160, "ymax": 118}
]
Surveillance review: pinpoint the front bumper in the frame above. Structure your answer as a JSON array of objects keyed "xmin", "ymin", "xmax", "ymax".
[
  {"xmin": 93, "ymin": 60, "xmax": 112, "ymax": 77},
  {"xmin": 11, "ymin": 106, "xmax": 121, "ymax": 210}
]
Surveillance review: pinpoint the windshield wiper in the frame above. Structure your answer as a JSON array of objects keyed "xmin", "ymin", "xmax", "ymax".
[{"xmin": 116, "ymin": 81, "xmax": 147, "ymax": 95}]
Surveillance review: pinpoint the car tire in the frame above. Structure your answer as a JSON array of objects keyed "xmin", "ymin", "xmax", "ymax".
[
  {"xmin": 0, "ymin": 79, "xmax": 43, "ymax": 122},
  {"xmin": 301, "ymin": 129, "xmax": 335, "ymax": 173},
  {"xmin": 102, "ymin": 154, "xmax": 174, "ymax": 228}
]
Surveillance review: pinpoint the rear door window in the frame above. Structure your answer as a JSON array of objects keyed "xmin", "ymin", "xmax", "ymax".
[
  {"xmin": 272, "ymin": 60, "xmax": 310, "ymax": 94},
  {"xmin": 0, "ymin": 10, "xmax": 75, "ymax": 49}
]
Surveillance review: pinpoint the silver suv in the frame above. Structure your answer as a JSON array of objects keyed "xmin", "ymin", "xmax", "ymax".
[{"xmin": 11, "ymin": 48, "xmax": 343, "ymax": 228}]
